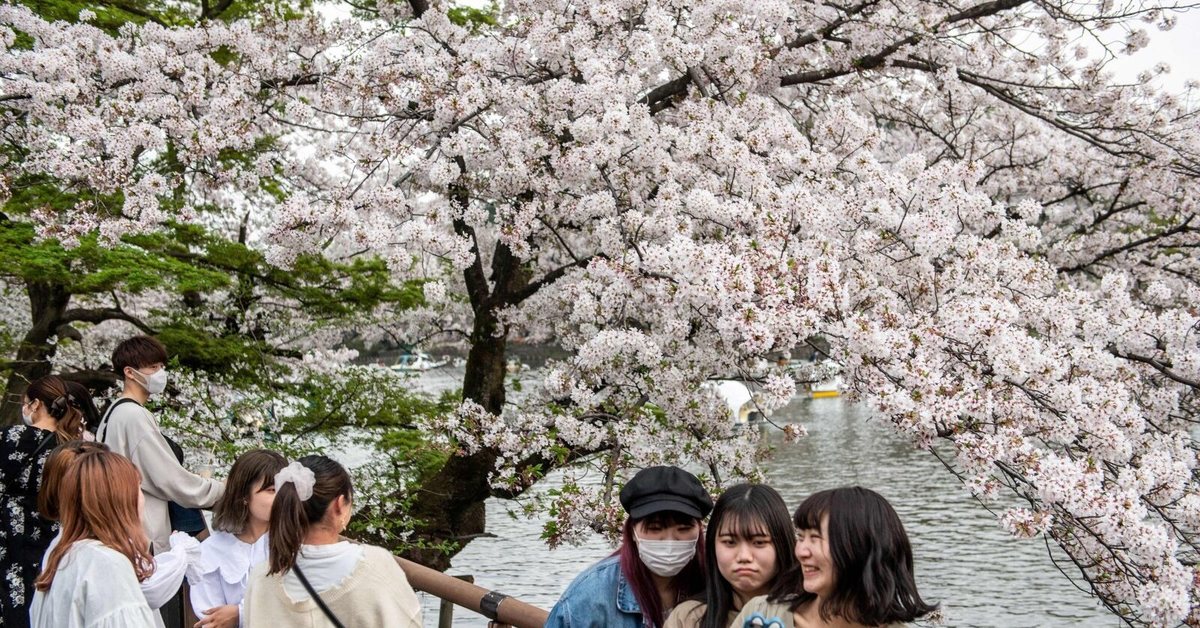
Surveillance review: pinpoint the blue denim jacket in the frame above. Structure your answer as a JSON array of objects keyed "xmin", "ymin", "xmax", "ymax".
[{"xmin": 545, "ymin": 555, "xmax": 646, "ymax": 628}]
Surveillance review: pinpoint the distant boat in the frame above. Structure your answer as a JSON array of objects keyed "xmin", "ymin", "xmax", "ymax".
[
  {"xmin": 810, "ymin": 375, "xmax": 842, "ymax": 398},
  {"xmin": 389, "ymin": 351, "xmax": 448, "ymax": 372},
  {"xmin": 707, "ymin": 380, "xmax": 761, "ymax": 425},
  {"xmin": 783, "ymin": 358, "xmax": 842, "ymax": 398}
]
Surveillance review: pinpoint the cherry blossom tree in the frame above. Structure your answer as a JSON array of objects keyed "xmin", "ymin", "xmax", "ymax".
[{"xmin": 5, "ymin": 0, "xmax": 1200, "ymax": 623}]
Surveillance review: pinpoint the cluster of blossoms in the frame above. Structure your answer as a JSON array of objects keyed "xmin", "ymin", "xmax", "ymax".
[{"xmin": 5, "ymin": 0, "xmax": 1200, "ymax": 622}]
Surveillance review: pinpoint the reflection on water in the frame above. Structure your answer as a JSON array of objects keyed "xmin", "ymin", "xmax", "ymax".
[{"xmin": 415, "ymin": 382, "xmax": 1115, "ymax": 627}]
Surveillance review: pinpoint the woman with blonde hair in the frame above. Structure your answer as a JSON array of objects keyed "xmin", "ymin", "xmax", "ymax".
[
  {"xmin": 38, "ymin": 441, "xmax": 201, "ymax": 622},
  {"xmin": 29, "ymin": 449, "xmax": 157, "ymax": 627}
]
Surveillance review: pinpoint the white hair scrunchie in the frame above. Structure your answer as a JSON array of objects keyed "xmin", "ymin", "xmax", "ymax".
[{"xmin": 275, "ymin": 461, "xmax": 316, "ymax": 501}]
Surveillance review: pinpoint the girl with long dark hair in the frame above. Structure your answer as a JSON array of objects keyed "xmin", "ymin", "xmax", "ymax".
[
  {"xmin": 733, "ymin": 486, "xmax": 937, "ymax": 628},
  {"xmin": 546, "ymin": 466, "xmax": 714, "ymax": 628},
  {"xmin": 29, "ymin": 449, "xmax": 157, "ymax": 627},
  {"xmin": 242, "ymin": 455, "xmax": 420, "ymax": 627},
  {"xmin": 0, "ymin": 375, "xmax": 88, "ymax": 628},
  {"xmin": 665, "ymin": 484, "xmax": 796, "ymax": 628}
]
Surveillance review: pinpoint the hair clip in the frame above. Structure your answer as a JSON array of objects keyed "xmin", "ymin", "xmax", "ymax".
[{"xmin": 274, "ymin": 461, "xmax": 316, "ymax": 501}]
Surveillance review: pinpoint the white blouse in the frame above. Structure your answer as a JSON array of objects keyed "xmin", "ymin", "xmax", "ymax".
[
  {"xmin": 29, "ymin": 539, "xmax": 157, "ymax": 628},
  {"xmin": 188, "ymin": 531, "xmax": 269, "ymax": 627}
]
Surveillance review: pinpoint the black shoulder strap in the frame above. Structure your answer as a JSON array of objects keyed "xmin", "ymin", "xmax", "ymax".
[
  {"xmin": 98, "ymin": 397, "xmax": 141, "ymax": 443},
  {"xmin": 292, "ymin": 564, "xmax": 347, "ymax": 628},
  {"xmin": 30, "ymin": 430, "xmax": 57, "ymax": 459}
]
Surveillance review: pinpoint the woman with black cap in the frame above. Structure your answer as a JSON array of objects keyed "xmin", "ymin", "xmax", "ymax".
[{"xmin": 546, "ymin": 466, "xmax": 714, "ymax": 628}]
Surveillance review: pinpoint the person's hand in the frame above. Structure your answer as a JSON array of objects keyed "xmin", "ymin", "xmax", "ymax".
[{"xmin": 194, "ymin": 604, "xmax": 239, "ymax": 628}]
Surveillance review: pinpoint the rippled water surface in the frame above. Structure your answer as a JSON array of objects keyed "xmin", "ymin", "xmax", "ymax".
[{"xmin": 409, "ymin": 372, "xmax": 1115, "ymax": 627}]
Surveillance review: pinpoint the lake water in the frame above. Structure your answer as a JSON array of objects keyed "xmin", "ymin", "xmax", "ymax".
[{"xmin": 406, "ymin": 371, "xmax": 1116, "ymax": 627}]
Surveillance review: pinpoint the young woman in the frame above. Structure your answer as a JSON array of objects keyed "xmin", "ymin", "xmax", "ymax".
[
  {"xmin": 37, "ymin": 441, "xmax": 200, "ymax": 618},
  {"xmin": 242, "ymin": 455, "xmax": 421, "ymax": 627},
  {"xmin": 546, "ymin": 466, "xmax": 714, "ymax": 628},
  {"xmin": 733, "ymin": 486, "xmax": 937, "ymax": 628},
  {"xmin": 29, "ymin": 449, "xmax": 158, "ymax": 627},
  {"xmin": 190, "ymin": 449, "xmax": 287, "ymax": 628},
  {"xmin": 664, "ymin": 484, "xmax": 796, "ymax": 628},
  {"xmin": 0, "ymin": 375, "xmax": 87, "ymax": 628}
]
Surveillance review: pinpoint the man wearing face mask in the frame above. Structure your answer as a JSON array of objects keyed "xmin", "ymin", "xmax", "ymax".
[
  {"xmin": 546, "ymin": 466, "xmax": 713, "ymax": 628},
  {"xmin": 96, "ymin": 336, "xmax": 225, "ymax": 627}
]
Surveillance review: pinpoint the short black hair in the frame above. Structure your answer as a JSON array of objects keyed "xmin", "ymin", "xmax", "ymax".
[{"xmin": 111, "ymin": 336, "xmax": 168, "ymax": 381}]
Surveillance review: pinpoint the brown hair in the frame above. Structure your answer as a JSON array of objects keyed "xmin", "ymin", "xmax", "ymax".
[
  {"xmin": 62, "ymin": 380, "xmax": 101, "ymax": 434},
  {"xmin": 111, "ymin": 335, "xmax": 168, "ymax": 381},
  {"xmin": 38, "ymin": 440, "xmax": 110, "ymax": 521},
  {"xmin": 25, "ymin": 375, "xmax": 86, "ymax": 444},
  {"xmin": 212, "ymin": 449, "xmax": 288, "ymax": 535},
  {"xmin": 35, "ymin": 450, "xmax": 155, "ymax": 590},
  {"xmin": 268, "ymin": 455, "xmax": 353, "ymax": 575}
]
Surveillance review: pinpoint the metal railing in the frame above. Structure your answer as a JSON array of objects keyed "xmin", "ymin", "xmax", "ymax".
[{"xmin": 395, "ymin": 556, "xmax": 550, "ymax": 628}]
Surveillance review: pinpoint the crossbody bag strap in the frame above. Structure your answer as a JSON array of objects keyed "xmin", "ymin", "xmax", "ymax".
[
  {"xmin": 292, "ymin": 564, "xmax": 347, "ymax": 628},
  {"xmin": 97, "ymin": 397, "xmax": 140, "ymax": 443}
]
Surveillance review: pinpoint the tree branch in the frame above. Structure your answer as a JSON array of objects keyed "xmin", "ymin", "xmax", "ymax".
[{"xmin": 60, "ymin": 307, "xmax": 157, "ymax": 335}]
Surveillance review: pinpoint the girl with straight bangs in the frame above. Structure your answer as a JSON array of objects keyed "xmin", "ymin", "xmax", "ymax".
[
  {"xmin": 190, "ymin": 449, "xmax": 287, "ymax": 628},
  {"xmin": 29, "ymin": 449, "xmax": 157, "ymax": 628},
  {"xmin": 38, "ymin": 440, "xmax": 200, "ymax": 621},
  {"xmin": 0, "ymin": 375, "xmax": 89, "ymax": 628},
  {"xmin": 665, "ymin": 484, "xmax": 796, "ymax": 628},
  {"xmin": 242, "ymin": 455, "xmax": 420, "ymax": 627},
  {"xmin": 734, "ymin": 486, "xmax": 937, "ymax": 628},
  {"xmin": 546, "ymin": 466, "xmax": 714, "ymax": 628}
]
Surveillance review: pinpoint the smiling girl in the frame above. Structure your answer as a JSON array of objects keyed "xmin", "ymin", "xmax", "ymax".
[
  {"xmin": 733, "ymin": 486, "xmax": 936, "ymax": 628},
  {"xmin": 664, "ymin": 484, "xmax": 796, "ymax": 628}
]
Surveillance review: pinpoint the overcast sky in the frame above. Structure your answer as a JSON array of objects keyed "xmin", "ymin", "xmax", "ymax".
[{"xmin": 1104, "ymin": 9, "xmax": 1200, "ymax": 93}]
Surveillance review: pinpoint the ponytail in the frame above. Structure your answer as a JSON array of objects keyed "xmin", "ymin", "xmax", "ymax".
[
  {"xmin": 267, "ymin": 455, "xmax": 353, "ymax": 575},
  {"xmin": 25, "ymin": 376, "xmax": 86, "ymax": 443}
]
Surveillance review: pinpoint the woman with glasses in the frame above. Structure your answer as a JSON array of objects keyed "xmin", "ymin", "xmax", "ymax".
[
  {"xmin": 0, "ymin": 376, "xmax": 88, "ymax": 628},
  {"xmin": 733, "ymin": 487, "xmax": 936, "ymax": 628}
]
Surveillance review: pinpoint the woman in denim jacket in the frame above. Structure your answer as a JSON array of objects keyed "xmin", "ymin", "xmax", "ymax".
[{"xmin": 546, "ymin": 466, "xmax": 713, "ymax": 628}]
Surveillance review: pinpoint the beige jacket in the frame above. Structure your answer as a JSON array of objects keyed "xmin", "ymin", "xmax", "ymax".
[
  {"xmin": 665, "ymin": 600, "xmax": 737, "ymax": 628},
  {"xmin": 243, "ymin": 544, "xmax": 421, "ymax": 627},
  {"xmin": 98, "ymin": 401, "xmax": 224, "ymax": 552}
]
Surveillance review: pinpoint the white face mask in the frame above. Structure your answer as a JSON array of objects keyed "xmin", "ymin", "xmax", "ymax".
[
  {"xmin": 21, "ymin": 401, "xmax": 34, "ymax": 426},
  {"xmin": 635, "ymin": 534, "xmax": 697, "ymax": 577},
  {"xmin": 131, "ymin": 368, "xmax": 168, "ymax": 395}
]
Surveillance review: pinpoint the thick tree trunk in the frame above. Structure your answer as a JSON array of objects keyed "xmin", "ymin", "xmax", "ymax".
[{"xmin": 1, "ymin": 281, "xmax": 70, "ymax": 425}]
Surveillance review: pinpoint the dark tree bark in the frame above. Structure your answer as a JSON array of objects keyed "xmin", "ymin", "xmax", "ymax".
[{"xmin": 0, "ymin": 281, "xmax": 70, "ymax": 424}]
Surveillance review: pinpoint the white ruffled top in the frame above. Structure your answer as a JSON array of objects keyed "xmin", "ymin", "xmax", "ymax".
[{"xmin": 188, "ymin": 531, "xmax": 269, "ymax": 627}]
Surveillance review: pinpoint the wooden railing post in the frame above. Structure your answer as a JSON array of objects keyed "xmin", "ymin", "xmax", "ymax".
[{"xmin": 395, "ymin": 556, "xmax": 550, "ymax": 628}]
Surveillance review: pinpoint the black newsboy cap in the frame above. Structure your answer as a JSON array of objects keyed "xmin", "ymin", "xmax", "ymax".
[{"xmin": 619, "ymin": 466, "xmax": 713, "ymax": 520}]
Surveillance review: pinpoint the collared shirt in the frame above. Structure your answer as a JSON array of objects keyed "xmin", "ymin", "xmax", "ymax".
[{"xmin": 546, "ymin": 555, "xmax": 647, "ymax": 628}]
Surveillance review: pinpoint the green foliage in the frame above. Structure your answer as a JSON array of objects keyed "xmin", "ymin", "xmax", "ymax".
[{"xmin": 448, "ymin": 1, "xmax": 499, "ymax": 32}]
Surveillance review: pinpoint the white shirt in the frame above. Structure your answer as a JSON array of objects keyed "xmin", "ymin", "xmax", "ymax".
[
  {"xmin": 29, "ymin": 539, "xmax": 157, "ymax": 628},
  {"xmin": 281, "ymin": 542, "xmax": 365, "ymax": 603},
  {"xmin": 44, "ymin": 532, "xmax": 194, "ymax": 610},
  {"xmin": 188, "ymin": 531, "xmax": 269, "ymax": 626}
]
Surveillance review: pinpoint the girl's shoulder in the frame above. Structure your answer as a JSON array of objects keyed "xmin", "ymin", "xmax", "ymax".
[
  {"xmin": 198, "ymin": 531, "xmax": 268, "ymax": 583},
  {"xmin": 2, "ymin": 424, "xmax": 40, "ymax": 445}
]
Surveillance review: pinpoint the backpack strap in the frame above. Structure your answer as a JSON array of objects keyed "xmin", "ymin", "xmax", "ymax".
[
  {"xmin": 292, "ymin": 564, "xmax": 347, "ymax": 628},
  {"xmin": 97, "ymin": 397, "xmax": 141, "ymax": 443}
]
